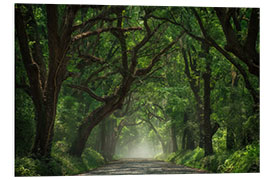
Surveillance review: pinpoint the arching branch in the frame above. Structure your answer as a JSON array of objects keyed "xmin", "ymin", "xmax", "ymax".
[{"xmin": 67, "ymin": 84, "xmax": 106, "ymax": 103}]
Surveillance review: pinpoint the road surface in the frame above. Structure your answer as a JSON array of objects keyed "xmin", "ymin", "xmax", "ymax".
[{"xmin": 78, "ymin": 158, "xmax": 207, "ymax": 175}]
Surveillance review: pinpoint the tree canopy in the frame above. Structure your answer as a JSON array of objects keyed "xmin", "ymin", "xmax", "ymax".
[{"xmin": 15, "ymin": 4, "xmax": 259, "ymax": 175}]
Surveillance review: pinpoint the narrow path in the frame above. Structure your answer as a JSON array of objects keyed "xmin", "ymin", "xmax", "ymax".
[{"xmin": 78, "ymin": 158, "xmax": 207, "ymax": 175}]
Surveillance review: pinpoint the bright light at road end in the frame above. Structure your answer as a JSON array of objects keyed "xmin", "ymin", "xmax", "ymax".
[{"xmin": 119, "ymin": 141, "xmax": 161, "ymax": 159}]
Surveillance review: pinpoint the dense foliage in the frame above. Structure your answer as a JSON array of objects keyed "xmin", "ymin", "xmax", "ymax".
[
  {"xmin": 167, "ymin": 142, "xmax": 259, "ymax": 173},
  {"xmin": 15, "ymin": 4, "xmax": 259, "ymax": 175}
]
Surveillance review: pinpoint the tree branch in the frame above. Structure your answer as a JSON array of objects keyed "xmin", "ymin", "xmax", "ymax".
[
  {"xmin": 147, "ymin": 108, "xmax": 165, "ymax": 121},
  {"xmin": 60, "ymin": 5, "xmax": 80, "ymax": 49},
  {"xmin": 214, "ymin": 8, "xmax": 259, "ymax": 77},
  {"xmin": 72, "ymin": 27, "xmax": 142, "ymax": 42},
  {"xmin": 191, "ymin": 8, "xmax": 208, "ymax": 38},
  {"xmin": 111, "ymin": 11, "xmax": 129, "ymax": 72},
  {"xmin": 123, "ymin": 120, "xmax": 143, "ymax": 127},
  {"xmin": 79, "ymin": 54, "xmax": 105, "ymax": 64},
  {"xmin": 163, "ymin": 12, "xmax": 258, "ymax": 105},
  {"xmin": 245, "ymin": 8, "xmax": 259, "ymax": 67},
  {"xmin": 72, "ymin": 7, "xmax": 111, "ymax": 31},
  {"xmin": 67, "ymin": 84, "xmax": 106, "ymax": 102},
  {"xmin": 82, "ymin": 65, "xmax": 109, "ymax": 85},
  {"xmin": 15, "ymin": 6, "xmax": 44, "ymax": 103},
  {"xmin": 25, "ymin": 5, "xmax": 47, "ymax": 89},
  {"xmin": 135, "ymin": 32, "xmax": 184, "ymax": 76}
]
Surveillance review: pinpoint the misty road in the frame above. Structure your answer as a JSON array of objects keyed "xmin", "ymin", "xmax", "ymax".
[{"xmin": 78, "ymin": 158, "xmax": 207, "ymax": 175}]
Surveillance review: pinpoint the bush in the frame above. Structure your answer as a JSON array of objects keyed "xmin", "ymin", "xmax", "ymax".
[
  {"xmin": 167, "ymin": 142, "xmax": 259, "ymax": 173},
  {"xmin": 15, "ymin": 157, "xmax": 40, "ymax": 176},
  {"xmin": 15, "ymin": 156, "xmax": 63, "ymax": 176},
  {"xmin": 52, "ymin": 142, "xmax": 105, "ymax": 175},
  {"xmin": 218, "ymin": 142, "xmax": 259, "ymax": 173},
  {"xmin": 82, "ymin": 148, "xmax": 105, "ymax": 169},
  {"xmin": 173, "ymin": 147, "xmax": 205, "ymax": 169},
  {"xmin": 15, "ymin": 142, "xmax": 105, "ymax": 176}
]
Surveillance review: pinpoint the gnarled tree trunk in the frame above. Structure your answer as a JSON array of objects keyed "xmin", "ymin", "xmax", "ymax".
[{"xmin": 15, "ymin": 4, "xmax": 79, "ymax": 157}]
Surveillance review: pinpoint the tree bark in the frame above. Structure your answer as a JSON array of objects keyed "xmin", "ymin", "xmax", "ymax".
[{"xmin": 203, "ymin": 62, "xmax": 213, "ymax": 156}]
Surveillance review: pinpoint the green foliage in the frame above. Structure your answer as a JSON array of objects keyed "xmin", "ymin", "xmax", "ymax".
[
  {"xmin": 15, "ymin": 141, "xmax": 105, "ymax": 176},
  {"xmin": 51, "ymin": 141, "xmax": 105, "ymax": 175},
  {"xmin": 168, "ymin": 147, "xmax": 205, "ymax": 170},
  {"xmin": 82, "ymin": 148, "xmax": 105, "ymax": 169},
  {"xmin": 219, "ymin": 142, "xmax": 259, "ymax": 173},
  {"xmin": 15, "ymin": 155, "xmax": 63, "ymax": 176},
  {"xmin": 15, "ymin": 4, "xmax": 259, "ymax": 175},
  {"xmin": 168, "ymin": 142, "xmax": 259, "ymax": 173},
  {"xmin": 15, "ymin": 157, "xmax": 40, "ymax": 176},
  {"xmin": 154, "ymin": 153, "xmax": 170, "ymax": 160},
  {"xmin": 15, "ymin": 89, "xmax": 35, "ymax": 156},
  {"xmin": 212, "ymin": 128, "xmax": 227, "ymax": 153}
]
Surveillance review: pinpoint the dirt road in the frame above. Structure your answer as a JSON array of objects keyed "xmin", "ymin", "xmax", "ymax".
[{"xmin": 78, "ymin": 158, "xmax": 207, "ymax": 175}]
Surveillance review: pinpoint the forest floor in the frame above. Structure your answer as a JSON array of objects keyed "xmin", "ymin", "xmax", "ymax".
[{"xmin": 78, "ymin": 158, "xmax": 207, "ymax": 175}]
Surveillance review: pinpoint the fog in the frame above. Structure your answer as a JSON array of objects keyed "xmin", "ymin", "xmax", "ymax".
[{"xmin": 115, "ymin": 140, "xmax": 162, "ymax": 159}]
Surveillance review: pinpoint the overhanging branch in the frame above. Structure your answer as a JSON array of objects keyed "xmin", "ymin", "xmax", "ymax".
[
  {"xmin": 135, "ymin": 32, "xmax": 185, "ymax": 76},
  {"xmin": 72, "ymin": 27, "xmax": 142, "ymax": 42},
  {"xmin": 67, "ymin": 84, "xmax": 106, "ymax": 103},
  {"xmin": 79, "ymin": 54, "xmax": 105, "ymax": 64}
]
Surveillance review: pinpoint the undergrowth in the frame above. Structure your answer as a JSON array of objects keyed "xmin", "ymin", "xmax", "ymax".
[
  {"xmin": 166, "ymin": 142, "xmax": 259, "ymax": 173},
  {"xmin": 15, "ymin": 141, "xmax": 105, "ymax": 176}
]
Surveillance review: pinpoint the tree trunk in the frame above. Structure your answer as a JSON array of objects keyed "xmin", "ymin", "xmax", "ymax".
[
  {"xmin": 186, "ymin": 129, "xmax": 195, "ymax": 150},
  {"xmin": 100, "ymin": 120, "xmax": 106, "ymax": 158},
  {"xmin": 171, "ymin": 121, "xmax": 178, "ymax": 152},
  {"xmin": 100, "ymin": 117, "xmax": 118, "ymax": 161},
  {"xmin": 15, "ymin": 4, "xmax": 78, "ymax": 158},
  {"xmin": 32, "ymin": 102, "xmax": 58, "ymax": 157},
  {"xmin": 181, "ymin": 112, "xmax": 195, "ymax": 151},
  {"xmin": 146, "ymin": 120, "xmax": 166, "ymax": 154},
  {"xmin": 181, "ymin": 48, "xmax": 204, "ymax": 148},
  {"xmin": 197, "ymin": 104, "xmax": 204, "ymax": 148},
  {"xmin": 203, "ymin": 59, "xmax": 214, "ymax": 156},
  {"xmin": 69, "ymin": 92, "xmax": 126, "ymax": 157},
  {"xmin": 214, "ymin": 8, "xmax": 259, "ymax": 77}
]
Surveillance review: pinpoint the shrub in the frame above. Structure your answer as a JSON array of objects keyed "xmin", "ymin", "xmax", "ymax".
[
  {"xmin": 166, "ymin": 148, "xmax": 205, "ymax": 170},
  {"xmin": 174, "ymin": 148, "xmax": 205, "ymax": 169},
  {"xmin": 168, "ymin": 142, "xmax": 259, "ymax": 173},
  {"xmin": 82, "ymin": 148, "xmax": 105, "ymax": 169},
  {"xmin": 15, "ymin": 142, "xmax": 106, "ymax": 176},
  {"xmin": 15, "ymin": 157, "xmax": 39, "ymax": 176},
  {"xmin": 52, "ymin": 142, "xmax": 105, "ymax": 175},
  {"xmin": 218, "ymin": 142, "xmax": 259, "ymax": 173}
]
